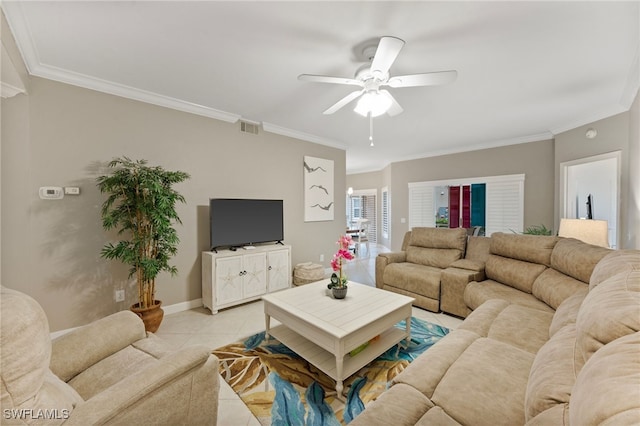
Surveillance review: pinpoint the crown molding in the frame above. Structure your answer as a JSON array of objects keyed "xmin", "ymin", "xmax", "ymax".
[
  {"xmin": 1, "ymin": 81, "xmax": 25, "ymax": 98},
  {"xmin": 397, "ymin": 132, "xmax": 555, "ymax": 165},
  {"xmin": 31, "ymin": 63, "xmax": 241, "ymax": 122},
  {"xmin": 261, "ymin": 122, "xmax": 347, "ymax": 151}
]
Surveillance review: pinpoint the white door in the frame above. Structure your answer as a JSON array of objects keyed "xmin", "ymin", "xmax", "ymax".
[
  {"xmin": 268, "ymin": 249, "xmax": 290, "ymax": 292},
  {"xmin": 243, "ymin": 253, "xmax": 267, "ymax": 298},
  {"xmin": 215, "ymin": 257, "xmax": 243, "ymax": 305}
]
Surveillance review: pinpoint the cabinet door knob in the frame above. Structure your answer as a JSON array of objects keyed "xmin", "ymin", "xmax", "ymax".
[{"xmin": 268, "ymin": 266, "xmax": 272, "ymax": 270}]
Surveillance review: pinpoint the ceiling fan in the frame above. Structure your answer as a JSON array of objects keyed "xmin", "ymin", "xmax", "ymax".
[{"xmin": 298, "ymin": 36, "xmax": 458, "ymax": 117}]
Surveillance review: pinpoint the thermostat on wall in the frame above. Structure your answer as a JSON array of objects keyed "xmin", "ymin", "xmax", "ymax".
[{"xmin": 39, "ymin": 187, "xmax": 64, "ymax": 200}]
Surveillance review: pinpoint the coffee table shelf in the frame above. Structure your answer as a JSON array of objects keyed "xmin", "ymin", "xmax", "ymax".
[{"xmin": 268, "ymin": 323, "xmax": 407, "ymax": 381}]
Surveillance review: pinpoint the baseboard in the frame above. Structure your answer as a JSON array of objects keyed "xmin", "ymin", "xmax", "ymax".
[
  {"xmin": 162, "ymin": 298, "xmax": 203, "ymax": 315},
  {"xmin": 49, "ymin": 298, "xmax": 204, "ymax": 339}
]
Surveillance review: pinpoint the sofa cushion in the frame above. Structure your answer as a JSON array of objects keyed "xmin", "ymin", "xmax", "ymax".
[
  {"xmin": 570, "ymin": 331, "xmax": 640, "ymax": 425},
  {"xmin": 464, "ymin": 236, "xmax": 491, "ymax": 262},
  {"xmin": 489, "ymin": 233, "xmax": 558, "ymax": 266},
  {"xmin": 531, "ymin": 268, "xmax": 588, "ymax": 310},
  {"xmin": 465, "ymin": 280, "xmax": 554, "ymax": 313},
  {"xmin": 524, "ymin": 324, "xmax": 582, "ymax": 422},
  {"xmin": 429, "ymin": 338, "xmax": 534, "ymax": 426},
  {"xmin": 549, "ymin": 292, "xmax": 586, "ymax": 337},
  {"xmin": 409, "ymin": 227, "xmax": 467, "ymax": 250},
  {"xmin": 394, "ymin": 329, "xmax": 481, "ymax": 398},
  {"xmin": 383, "ymin": 263, "xmax": 442, "ymax": 300},
  {"xmin": 406, "ymin": 246, "xmax": 463, "ymax": 269},
  {"xmin": 404, "ymin": 227, "xmax": 466, "ymax": 269},
  {"xmin": 576, "ymin": 270, "xmax": 640, "ymax": 363},
  {"xmin": 458, "ymin": 299, "xmax": 553, "ymax": 354},
  {"xmin": 349, "ymin": 383, "xmax": 434, "ymax": 426},
  {"xmin": 589, "ymin": 249, "xmax": 640, "ymax": 290},
  {"xmin": 416, "ymin": 406, "xmax": 461, "ymax": 425},
  {"xmin": 550, "ymin": 237, "xmax": 611, "ymax": 284},
  {"xmin": 485, "ymin": 255, "xmax": 547, "ymax": 293}
]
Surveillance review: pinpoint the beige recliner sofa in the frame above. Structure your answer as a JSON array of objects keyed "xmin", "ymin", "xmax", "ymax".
[
  {"xmin": 351, "ymin": 244, "xmax": 640, "ymax": 425},
  {"xmin": 375, "ymin": 227, "xmax": 469, "ymax": 312},
  {"xmin": 0, "ymin": 286, "xmax": 220, "ymax": 425}
]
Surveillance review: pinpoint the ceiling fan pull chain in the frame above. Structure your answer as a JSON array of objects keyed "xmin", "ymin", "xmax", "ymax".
[{"xmin": 369, "ymin": 113, "xmax": 374, "ymax": 147}]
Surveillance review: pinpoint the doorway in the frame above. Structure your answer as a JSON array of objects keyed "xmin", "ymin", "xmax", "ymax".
[{"xmin": 560, "ymin": 151, "xmax": 620, "ymax": 248}]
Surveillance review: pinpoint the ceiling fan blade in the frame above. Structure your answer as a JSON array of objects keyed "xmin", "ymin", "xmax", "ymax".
[
  {"xmin": 323, "ymin": 90, "xmax": 365, "ymax": 115},
  {"xmin": 298, "ymin": 74, "xmax": 363, "ymax": 87},
  {"xmin": 370, "ymin": 36, "xmax": 405, "ymax": 77},
  {"xmin": 380, "ymin": 90, "xmax": 404, "ymax": 117},
  {"xmin": 387, "ymin": 70, "xmax": 458, "ymax": 88}
]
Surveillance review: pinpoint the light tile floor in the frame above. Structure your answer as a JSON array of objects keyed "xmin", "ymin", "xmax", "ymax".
[{"xmin": 155, "ymin": 244, "xmax": 463, "ymax": 426}]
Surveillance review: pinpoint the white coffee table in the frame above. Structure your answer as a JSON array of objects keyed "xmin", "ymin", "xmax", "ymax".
[{"xmin": 262, "ymin": 280, "xmax": 414, "ymax": 398}]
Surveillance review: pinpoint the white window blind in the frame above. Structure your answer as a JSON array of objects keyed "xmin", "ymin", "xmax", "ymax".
[
  {"xmin": 408, "ymin": 183, "xmax": 435, "ymax": 229},
  {"xmin": 362, "ymin": 194, "xmax": 377, "ymax": 244},
  {"xmin": 485, "ymin": 177, "xmax": 524, "ymax": 235},
  {"xmin": 381, "ymin": 187, "xmax": 389, "ymax": 239},
  {"xmin": 408, "ymin": 174, "xmax": 524, "ymax": 235}
]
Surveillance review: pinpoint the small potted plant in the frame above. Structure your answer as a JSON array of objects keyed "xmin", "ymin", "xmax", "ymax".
[
  {"xmin": 97, "ymin": 157, "xmax": 190, "ymax": 332},
  {"xmin": 327, "ymin": 235, "xmax": 354, "ymax": 299}
]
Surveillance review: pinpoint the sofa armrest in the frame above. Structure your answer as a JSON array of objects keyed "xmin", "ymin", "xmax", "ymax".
[
  {"xmin": 440, "ymin": 267, "xmax": 485, "ymax": 318},
  {"xmin": 450, "ymin": 258, "xmax": 485, "ymax": 273},
  {"xmin": 64, "ymin": 346, "xmax": 219, "ymax": 425},
  {"xmin": 51, "ymin": 311, "xmax": 147, "ymax": 382},
  {"xmin": 375, "ymin": 252, "xmax": 407, "ymax": 288}
]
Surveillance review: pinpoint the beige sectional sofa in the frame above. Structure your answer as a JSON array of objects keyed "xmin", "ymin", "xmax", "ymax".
[{"xmin": 353, "ymin": 234, "xmax": 640, "ymax": 425}]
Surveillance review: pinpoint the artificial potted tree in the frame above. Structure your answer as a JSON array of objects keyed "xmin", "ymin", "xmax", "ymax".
[{"xmin": 97, "ymin": 157, "xmax": 190, "ymax": 332}]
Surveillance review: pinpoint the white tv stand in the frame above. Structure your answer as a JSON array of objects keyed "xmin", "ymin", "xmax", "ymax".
[{"xmin": 202, "ymin": 244, "xmax": 291, "ymax": 314}]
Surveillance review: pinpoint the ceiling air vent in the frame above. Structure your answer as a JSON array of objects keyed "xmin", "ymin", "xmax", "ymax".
[{"xmin": 240, "ymin": 121, "xmax": 259, "ymax": 135}]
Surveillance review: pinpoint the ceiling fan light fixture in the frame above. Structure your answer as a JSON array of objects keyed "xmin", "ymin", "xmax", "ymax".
[{"xmin": 354, "ymin": 91, "xmax": 391, "ymax": 117}]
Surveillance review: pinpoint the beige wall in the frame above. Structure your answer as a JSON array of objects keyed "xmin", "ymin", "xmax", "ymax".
[
  {"xmin": 554, "ymin": 107, "xmax": 637, "ymax": 249},
  {"xmin": 1, "ymin": 77, "xmax": 346, "ymax": 331},
  {"xmin": 348, "ymin": 140, "xmax": 555, "ymax": 251}
]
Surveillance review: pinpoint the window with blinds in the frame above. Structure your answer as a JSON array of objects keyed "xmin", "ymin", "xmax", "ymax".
[
  {"xmin": 408, "ymin": 174, "xmax": 524, "ymax": 235},
  {"xmin": 382, "ymin": 187, "xmax": 389, "ymax": 239},
  {"xmin": 348, "ymin": 190, "xmax": 377, "ymax": 244}
]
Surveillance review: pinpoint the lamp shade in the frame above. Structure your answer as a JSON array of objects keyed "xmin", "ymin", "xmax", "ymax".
[{"xmin": 558, "ymin": 218, "xmax": 609, "ymax": 248}]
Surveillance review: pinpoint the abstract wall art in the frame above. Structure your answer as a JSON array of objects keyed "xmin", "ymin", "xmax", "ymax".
[{"xmin": 303, "ymin": 156, "xmax": 334, "ymax": 222}]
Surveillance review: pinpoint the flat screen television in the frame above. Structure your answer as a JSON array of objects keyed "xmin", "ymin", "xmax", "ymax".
[{"xmin": 209, "ymin": 198, "xmax": 284, "ymax": 251}]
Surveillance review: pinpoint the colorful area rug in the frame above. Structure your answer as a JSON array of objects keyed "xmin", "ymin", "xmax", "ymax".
[{"xmin": 213, "ymin": 317, "xmax": 449, "ymax": 425}]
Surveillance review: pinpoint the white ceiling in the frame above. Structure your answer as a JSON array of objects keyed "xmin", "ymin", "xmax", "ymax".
[{"xmin": 2, "ymin": 1, "xmax": 638, "ymax": 174}]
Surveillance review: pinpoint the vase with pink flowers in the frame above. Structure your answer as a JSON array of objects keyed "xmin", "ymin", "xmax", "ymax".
[{"xmin": 327, "ymin": 234, "xmax": 354, "ymax": 299}]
